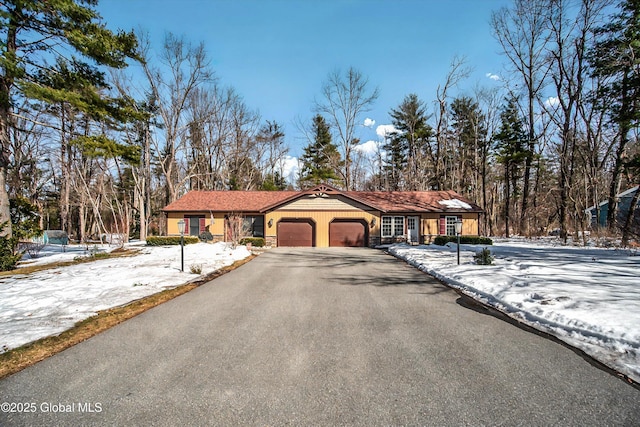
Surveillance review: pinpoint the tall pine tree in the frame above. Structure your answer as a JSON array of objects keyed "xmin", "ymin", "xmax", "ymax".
[
  {"xmin": 388, "ymin": 94, "xmax": 432, "ymax": 190},
  {"xmin": 0, "ymin": 0, "xmax": 139, "ymax": 237},
  {"xmin": 494, "ymin": 97, "xmax": 528, "ymax": 237},
  {"xmin": 300, "ymin": 114, "xmax": 342, "ymax": 187},
  {"xmin": 589, "ymin": 0, "xmax": 640, "ymax": 231},
  {"xmin": 450, "ymin": 96, "xmax": 487, "ymax": 199}
]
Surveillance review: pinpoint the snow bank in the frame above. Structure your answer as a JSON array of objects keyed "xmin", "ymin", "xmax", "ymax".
[
  {"xmin": 389, "ymin": 241, "xmax": 640, "ymax": 383},
  {"xmin": 0, "ymin": 242, "xmax": 251, "ymax": 352}
]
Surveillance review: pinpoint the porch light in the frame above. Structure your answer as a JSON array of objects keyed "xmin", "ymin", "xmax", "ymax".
[
  {"xmin": 370, "ymin": 218, "xmax": 376, "ymax": 228},
  {"xmin": 454, "ymin": 219, "xmax": 463, "ymax": 236},
  {"xmin": 268, "ymin": 218, "xmax": 274, "ymax": 227}
]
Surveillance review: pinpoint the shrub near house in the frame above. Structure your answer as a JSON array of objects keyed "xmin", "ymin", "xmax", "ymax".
[
  {"xmin": 433, "ymin": 236, "xmax": 493, "ymax": 246},
  {"xmin": 146, "ymin": 236, "xmax": 199, "ymax": 246}
]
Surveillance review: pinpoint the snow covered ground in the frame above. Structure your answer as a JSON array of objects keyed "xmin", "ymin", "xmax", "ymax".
[
  {"xmin": 3, "ymin": 238, "xmax": 639, "ymax": 385},
  {"xmin": 0, "ymin": 242, "xmax": 251, "ymax": 353},
  {"xmin": 389, "ymin": 239, "xmax": 640, "ymax": 383}
]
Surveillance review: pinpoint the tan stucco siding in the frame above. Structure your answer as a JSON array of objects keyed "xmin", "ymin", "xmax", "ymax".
[
  {"xmin": 266, "ymin": 209, "xmax": 380, "ymax": 247},
  {"xmin": 278, "ymin": 194, "xmax": 372, "ymax": 211},
  {"xmin": 461, "ymin": 213, "xmax": 480, "ymax": 235},
  {"xmin": 420, "ymin": 213, "xmax": 480, "ymax": 236},
  {"xmin": 166, "ymin": 212, "xmax": 225, "ymax": 236},
  {"xmin": 422, "ymin": 215, "xmax": 439, "ymax": 236}
]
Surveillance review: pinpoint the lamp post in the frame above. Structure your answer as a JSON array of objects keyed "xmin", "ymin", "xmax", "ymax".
[
  {"xmin": 177, "ymin": 219, "xmax": 185, "ymax": 272},
  {"xmin": 455, "ymin": 219, "xmax": 463, "ymax": 265}
]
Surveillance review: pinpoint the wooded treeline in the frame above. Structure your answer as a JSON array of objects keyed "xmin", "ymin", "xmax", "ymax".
[{"xmin": 0, "ymin": 0, "xmax": 638, "ymax": 250}]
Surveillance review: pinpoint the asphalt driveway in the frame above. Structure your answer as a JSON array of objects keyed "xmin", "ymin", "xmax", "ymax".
[{"xmin": 1, "ymin": 247, "xmax": 638, "ymax": 426}]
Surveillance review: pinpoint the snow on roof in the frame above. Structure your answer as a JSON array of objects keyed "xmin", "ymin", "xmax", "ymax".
[{"xmin": 438, "ymin": 198, "xmax": 473, "ymax": 210}]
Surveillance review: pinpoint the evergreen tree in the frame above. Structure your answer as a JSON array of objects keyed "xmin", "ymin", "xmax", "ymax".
[
  {"xmin": 493, "ymin": 97, "xmax": 528, "ymax": 237},
  {"xmin": 589, "ymin": 0, "xmax": 640, "ymax": 230},
  {"xmin": 260, "ymin": 171, "xmax": 288, "ymax": 191},
  {"xmin": 300, "ymin": 115, "xmax": 342, "ymax": 186},
  {"xmin": 382, "ymin": 132, "xmax": 407, "ymax": 190},
  {"xmin": 388, "ymin": 94, "xmax": 433, "ymax": 190},
  {"xmin": 28, "ymin": 57, "xmax": 142, "ymax": 236},
  {"xmin": 0, "ymin": 0, "xmax": 139, "ymax": 237}
]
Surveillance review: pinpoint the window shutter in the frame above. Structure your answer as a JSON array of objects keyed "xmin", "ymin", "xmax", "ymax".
[
  {"xmin": 439, "ymin": 217, "xmax": 446, "ymax": 235},
  {"xmin": 183, "ymin": 217, "xmax": 189, "ymax": 235},
  {"xmin": 199, "ymin": 217, "xmax": 206, "ymax": 233}
]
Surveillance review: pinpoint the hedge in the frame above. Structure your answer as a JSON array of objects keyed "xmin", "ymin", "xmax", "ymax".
[
  {"xmin": 146, "ymin": 236, "xmax": 200, "ymax": 246},
  {"xmin": 239, "ymin": 237, "xmax": 265, "ymax": 247},
  {"xmin": 432, "ymin": 235, "xmax": 493, "ymax": 246}
]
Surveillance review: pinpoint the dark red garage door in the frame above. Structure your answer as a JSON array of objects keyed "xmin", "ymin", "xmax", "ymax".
[
  {"xmin": 277, "ymin": 219, "xmax": 314, "ymax": 247},
  {"xmin": 329, "ymin": 220, "xmax": 367, "ymax": 247}
]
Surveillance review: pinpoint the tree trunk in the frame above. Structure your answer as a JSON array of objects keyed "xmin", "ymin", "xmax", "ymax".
[
  {"xmin": 621, "ymin": 185, "xmax": 640, "ymax": 247},
  {"xmin": 504, "ymin": 164, "xmax": 511, "ymax": 238},
  {"xmin": 520, "ymin": 89, "xmax": 535, "ymax": 236},
  {"xmin": 607, "ymin": 73, "xmax": 632, "ymax": 231},
  {"xmin": 0, "ymin": 11, "xmax": 17, "ymax": 237}
]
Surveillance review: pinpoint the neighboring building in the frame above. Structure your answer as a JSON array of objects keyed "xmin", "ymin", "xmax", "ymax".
[
  {"xmin": 586, "ymin": 186, "xmax": 640, "ymax": 230},
  {"xmin": 162, "ymin": 184, "xmax": 484, "ymax": 247}
]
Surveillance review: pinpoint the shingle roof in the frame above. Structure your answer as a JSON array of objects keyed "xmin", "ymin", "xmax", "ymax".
[
  {"xmin": 163, "ymin": 191, "xmax": 298, "ymax": 212},
  {"xmin": 163, "ymin": 188, "xmax": 483, "ymax": 213},
  {"xmin": 346, "ymin": 190, "xmax": 483, "ymax": 213}
]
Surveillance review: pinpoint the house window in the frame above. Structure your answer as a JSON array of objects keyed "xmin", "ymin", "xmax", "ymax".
[
  {"xmin": 242, "ymin": 216, "xmax": 265, "ymax": 237},
  {"xmin": 382, "ymin": 216, "xmax": 405, "ymax": 238},
  {"xmin": 445, "ymin": 216, "xmax": 460, "ymax": 236},
  {"xmin": 185, "ymin": 215, "xmax": 205, "ymax": 236}
]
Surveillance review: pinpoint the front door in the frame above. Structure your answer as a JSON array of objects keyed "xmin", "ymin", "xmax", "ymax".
[{"xmin": 407, "ymin": 216, "xmax": 420, "ymax": 244}]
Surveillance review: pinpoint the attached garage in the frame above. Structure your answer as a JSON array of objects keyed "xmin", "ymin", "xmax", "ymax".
[
  {"xmin": 329, "ymin": 219, "xmax": 368, "ymax": 247},
  {"xmin": 163, "ymin": 184, "xmax": 484, "ymax": 247},
  {"xmin": 277, "ymin": 219, "xmax": 315, "ymax": 247}
]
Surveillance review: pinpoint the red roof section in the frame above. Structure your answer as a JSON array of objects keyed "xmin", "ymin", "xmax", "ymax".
[
  {"xmin": 163, "ymin": 191, "xmax": 298, "ymax": 212},
  {"xmin": 346, "ymin": 190, "xmax": 483, "ymax": 213},
  {"xmin": 163, "ymin": 188, "xmax": 483, "ymax": 213}
]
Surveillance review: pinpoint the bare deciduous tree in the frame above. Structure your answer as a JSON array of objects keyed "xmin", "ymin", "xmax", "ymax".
[
  {"xmin": 492, "ymin": 0, "xmax": 553, "ymax": 235},
  {"xmin": 433, "ymin": 56, "xmax": 470, "ymax": 191},
  {"xmin": 316, "ymin": 67, "xmax": 379, "ymax": 190},
  {"xmin": 141, "ymin": 32, "xmax": 214, "ymax": 203}
]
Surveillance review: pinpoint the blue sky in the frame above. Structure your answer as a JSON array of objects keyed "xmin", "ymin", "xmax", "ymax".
[{"xmin": 98, "ymin": 0, "xmax": 511, "ymax": 158}]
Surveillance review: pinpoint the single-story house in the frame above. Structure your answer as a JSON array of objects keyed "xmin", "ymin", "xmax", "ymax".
[
  {"xmin": 162, "ymin": 184, "xmax": 484, "ymax": 247},
  {"xmin": 586, "ymin": 185, "xmax": 640, "ymax": 229}
]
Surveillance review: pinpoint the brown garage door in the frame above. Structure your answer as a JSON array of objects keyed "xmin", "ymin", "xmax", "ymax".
[
  {"xmin": 277, "ymin": 219, "xmax": 314, "ymax": 247},
  {"xmin": 329, "ymin": 220, "xmax": 367, "ymax": 247}
]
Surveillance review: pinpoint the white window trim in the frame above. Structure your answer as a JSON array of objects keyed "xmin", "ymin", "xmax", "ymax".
[
  {"xmin": 445, "ymin": 215, "xmax": 460, "ymax": 236},
  {"xmin": 382, "ymin": 216, "xmax": 405, "ymax": 238}
]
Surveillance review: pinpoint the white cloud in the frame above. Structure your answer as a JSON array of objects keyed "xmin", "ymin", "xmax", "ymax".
[
  {"xmin": 486, "ymin": 73, "xmax": 501, "ymax": 81},
  {"xmin": 376, "ymin": 124, "xmax": 399, "ymax": 139},
  {"xmin": 544, "ymin": 96, "xmax": 560, "ymax": 108},
  {"xmin": 354, "ymin": 140, "xmax": 380, "ymax": 156},
  {"xmin": 281, "ymin": 156, "xmax": 299, "ymax": 180},
  {"xmin": 363, "ymin": 118, "xmax": 375, "ymax": 128}
]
